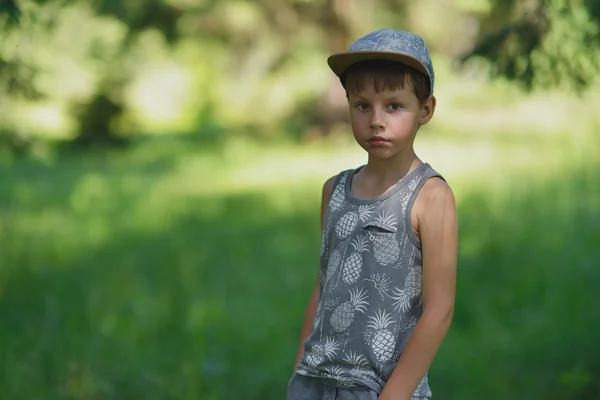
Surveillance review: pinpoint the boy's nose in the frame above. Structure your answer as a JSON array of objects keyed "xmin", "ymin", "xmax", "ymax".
[{"xmin": 370, "ymin": 109, "xmax": 385, "ymax": 130}]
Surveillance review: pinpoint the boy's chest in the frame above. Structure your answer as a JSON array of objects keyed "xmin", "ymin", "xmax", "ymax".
[
  {"xmin": 324, "ymin": 198, "xmax": 418, "ymax": 249},
  {"xmin": 321, "ymin": 203, "xmax": 418, "ymax": 281}
]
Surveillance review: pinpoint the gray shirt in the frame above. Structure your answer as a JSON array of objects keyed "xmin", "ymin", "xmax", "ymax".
[{"xmin": 296, "ymin": 162, "xmax": 445, "ymax": 399}]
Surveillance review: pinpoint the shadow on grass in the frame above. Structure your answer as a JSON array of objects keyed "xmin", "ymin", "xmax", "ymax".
[
  {"xmin": 0, "ymin": 158, "xmax": 598, "ymax": 399},
  {"xmin": 0, "ymin": 175, "xmax": 320, "ymax": 399}
]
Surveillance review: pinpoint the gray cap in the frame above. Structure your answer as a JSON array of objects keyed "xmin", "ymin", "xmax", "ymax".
[{"xmin": 327, "ymin": 29, "xmax": 435, "ymax": 94}]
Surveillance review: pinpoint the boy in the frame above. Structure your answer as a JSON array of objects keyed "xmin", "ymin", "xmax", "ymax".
[{"xmin": 288, "ymin": 29, "xmax": 458, "ymax": 400}]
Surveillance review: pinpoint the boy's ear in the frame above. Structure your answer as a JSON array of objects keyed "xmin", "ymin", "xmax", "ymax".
[{"xmin": 419, "ymin": 95, "xmax": 436, "ymax": 125}]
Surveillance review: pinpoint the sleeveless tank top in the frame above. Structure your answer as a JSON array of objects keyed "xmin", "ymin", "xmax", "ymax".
[{"xmin": 296, "ymin": 162, "xmax": 445, "ymax": 399}]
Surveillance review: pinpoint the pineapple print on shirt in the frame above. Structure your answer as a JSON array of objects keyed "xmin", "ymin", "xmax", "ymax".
[
  {"xmin": 365, "ymin": 272, "xmax": 392, "ymax": 299},
  {"xmin": 305, "ymin": 337, "xmax": 340, "ymax": 367},
  {"xmin": 329, "ymin": 173, "xmax": 348, "ymax": 212},
  {"xmin": 365, "ymin": 210, "xmax": 401, "ymax": 266},
  {"xmin": 323, "ymin": 238, "xmax": 351, "ymax": 291},
  {"xmin": 341, "ymin": 235, "xmax": 369, "ymax": 284},
  {"xmin": 343, "ymin": 351, "xmax": 380, "ymax": 382},
  {"xmin": 323, "ymin": 366, "xmax": 359, "ymax": 388},
  {"xmin": 330, "ymin": 287, "xmax": 369, "ymax": 333},
  {"xmin": 391, "ymin": 265, "xmax": 423, "ymax": 313},
  {"xmin": 325, "ymin": 246, "xmax": 343, "ymax": 283},
  {"xmin": 335, "ymin": 204, "xmax": 375, "ymax": 240},
  {"xmin": 321, "ymin": 173, "xmax": 349, "ymax": 257},
  {"xmin": 298, "ymin": 163, "xmax": 444, "ymax": 399},
  {"xmin": 399, "ymin": 178, "xmax": 419, "ymax": 214},
  {"xmin": 364, "ymin": 309, "xmax": 397, "ymax": 363}
]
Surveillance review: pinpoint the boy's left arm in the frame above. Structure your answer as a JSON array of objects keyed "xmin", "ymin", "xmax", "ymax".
[{"xmin": 379, "ymin": 178, "xmax": 458, "ymax": 400}]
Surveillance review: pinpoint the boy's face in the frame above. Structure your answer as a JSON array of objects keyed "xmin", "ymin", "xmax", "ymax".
[{"xmin": 348, "ymin": 85, "xmax": 435, "ymax": 160}]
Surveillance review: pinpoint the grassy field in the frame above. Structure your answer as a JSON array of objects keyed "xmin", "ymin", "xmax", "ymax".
[{"xmin": 1, "ymin": 83, "xmax": 599, "ymax": 399}]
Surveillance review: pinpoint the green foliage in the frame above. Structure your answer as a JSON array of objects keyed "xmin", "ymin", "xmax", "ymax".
[
  {"xmin": 1, "ymin": 0, "xmax": 600, "ymax": 151},
  {"xmin": 462, "ymin": 0, "xmax": 600, "ymax": 92},
  {"xmin": 0, "ymin": 0, "xmax": 21, "ymax": 24}
]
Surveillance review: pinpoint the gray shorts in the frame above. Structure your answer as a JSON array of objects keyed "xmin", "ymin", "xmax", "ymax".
[{"xmin": 287, "ymin": 373, "xmax": 378, "ymax": 400}]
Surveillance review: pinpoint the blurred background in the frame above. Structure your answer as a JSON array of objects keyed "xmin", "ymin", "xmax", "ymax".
[{"xmin": 0, "ymin": 0, "xmax": 599, "ymax": 399}]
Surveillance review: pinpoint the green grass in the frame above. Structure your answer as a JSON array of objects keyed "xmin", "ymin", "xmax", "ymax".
[
  {"xmin": 0, "ymin": 136, "xmax": 598, "ymax": 399},
  {"xmin": 0, "ymin": 147, "xmax": 321, "ymax": 399},
  {"xmin": 1, "ymin": 84, "xmax": 599, "ymax": 398}
]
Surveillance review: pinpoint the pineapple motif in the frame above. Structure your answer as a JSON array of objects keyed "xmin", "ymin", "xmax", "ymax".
[
  {"xmin": 304, "ymin": 337, "xmax": 340, "ymax": 367},
  {"xmin": 401, "ymin": 178, "xmax": 420, "ymax": 212},
  {"xmin": 365, "ymin": 309, "xmax": 396, "ymax": 363},
  {"xmin": 325, "ymin": 297, "xmax": 342, "ymax": 311},
  {"xmin": 325, "ymin": 247, "xmax": 343, "ymax": 282},
  {"xmin": 325, "ymin": 239, "xmax": 350, "ymax": 291},
  {"xmin": 365, "ymin": 273, "xmax": 392, "ymax": 299},
  {"xmin": 330, "ymin": 287, "xmax": 369, "ymax": 333},
  {"xmin": 321, "ymin": 297, "xmax": 341, "ymax": 336},
  {"xmin": 335, "ymin": 204, "xmax": 375, "ymax": 239},
  {"xmin": 329, "ymin": 173, "xmax": 348, "ymax": 212},
  {"xmin": 342, "ymin": 350, "xmax": 368, "ymax": 367},
  {"xmin": 407, "ymin": 177, "xmax": 419, "ymax": 192},
  {"xmin": 343, "ymin": 351, "xmax": 380, "ymax": 381},
  {"xmin": 341, "ymin": 235, "xmax": 369, "ymax": 284},
  {"xmin": 400, "ymin": 192, "xmax": 411, "ymax": 213},
  {"xmin": 324, "ymin": 366, "xmax": 357, "ymax": 388},
  {"xmin": 391, "ymin": 266, "xmax": 422, "ymax": 313},
  {"xmin": 367, "ymin": 210, "xmax": 400, "ymax": 266}
]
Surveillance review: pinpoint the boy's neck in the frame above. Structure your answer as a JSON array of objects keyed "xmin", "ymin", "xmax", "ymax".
[{"xmin": 363, "ymin": 147, "xmax": 421, "ymax": 184}]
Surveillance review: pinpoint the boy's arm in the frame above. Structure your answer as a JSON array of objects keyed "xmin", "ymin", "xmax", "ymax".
[
  {"xmin": 379, "ymin": 178, "xmax": 458, "ymax": 400},
  {"xmin": 293, "ymin": 175, "xmax": 336, "ymax": 371}
]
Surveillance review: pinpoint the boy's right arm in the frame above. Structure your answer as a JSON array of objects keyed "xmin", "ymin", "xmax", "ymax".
[{"xmin": 293, "ymin": 175, "xmax": 336, "ymax": 371}]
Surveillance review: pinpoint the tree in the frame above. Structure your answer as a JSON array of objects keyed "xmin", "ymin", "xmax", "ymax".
[
  {"xmin": 1, "ymin": 0, "xmax": 599, "ymax": 151},
  {"xmin": 460, "ymin": 0, "xmax": 600, "ymax": 92},
  {"xmin": 0, "ymin": 0, "xmax": 183, "ymax": 148}
]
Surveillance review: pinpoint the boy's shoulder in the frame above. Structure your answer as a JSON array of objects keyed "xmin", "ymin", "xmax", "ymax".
[
  {"xmin": 321, "ymin": 168, "xmax": 355, "ymax": 197},
  {"xmin": 413, "ymin": 174, "xmax": 457, "ymax": 226},
  {"xmin": 419, "ymin": 174, "xmax": 455, "ymax": 204}
]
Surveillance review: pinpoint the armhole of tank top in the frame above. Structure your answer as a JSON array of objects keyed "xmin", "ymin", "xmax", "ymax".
[
  {"xmin": 324, "ymin": 170, "xmax": 350, "ymax": 218},
  {"xmin": 405, "ymin": 172, "xmax": 446, "ymax": 249},
  {"xmin": 335, "ymin": 170, "xmax": 349, "ymax": 191}
]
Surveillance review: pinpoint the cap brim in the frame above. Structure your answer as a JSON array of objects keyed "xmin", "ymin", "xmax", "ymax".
[{"xmin": 327, "ymin": 51, "xmax": 429, "ymax": 79}]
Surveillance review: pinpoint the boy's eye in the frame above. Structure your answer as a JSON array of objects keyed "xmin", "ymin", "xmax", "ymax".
[
  {"xmin": 356, "ymin": 103, "xmax": 369, "ymax": 111},
  {"xmin": 388, "ymin": 103, "xmax": 402, "ymax": 110}
]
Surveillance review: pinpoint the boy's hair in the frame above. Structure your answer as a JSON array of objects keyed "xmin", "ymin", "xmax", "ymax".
[{"xmin": 341, "ymin": 60, "xmax": 431, "ymax": 105}]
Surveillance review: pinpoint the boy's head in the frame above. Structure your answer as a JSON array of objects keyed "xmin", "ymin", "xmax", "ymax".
[
  {"xmin": 328, "ymin": 29, "xmax": 435, "ymax": 104},
  {"xmin": 327, "ymin": 29, "xmax": 436, "ymax": 156}
]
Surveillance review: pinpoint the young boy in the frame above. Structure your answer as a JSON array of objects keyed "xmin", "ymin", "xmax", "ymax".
[{"xmin": 288, "ymin": 29, "xmax": 458, "ymax": 400}]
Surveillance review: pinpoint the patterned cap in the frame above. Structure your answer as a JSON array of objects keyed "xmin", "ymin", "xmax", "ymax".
[{"xmin": 328, "ymin": 29, "xmax": 435, "ymax": 94}]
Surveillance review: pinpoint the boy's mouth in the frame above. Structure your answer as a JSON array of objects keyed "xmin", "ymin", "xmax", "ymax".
[{"xmin": 367, "ymin": 136, "xmax": 390, "ymax": 145}]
